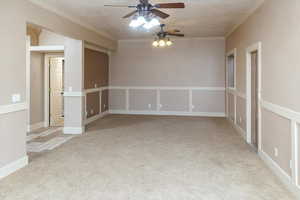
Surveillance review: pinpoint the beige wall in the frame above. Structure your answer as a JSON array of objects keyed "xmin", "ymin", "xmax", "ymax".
[
  {"xmin": 84, "ymin": 48, "xmax": 109, "ymax": 118},
  {"xmin": 39, "ymin": 29, "xmax": 66, "ymax": 46},
  {"xmin": 0, "ymin": 0, "xmax": 116, "ymax": 170},
  {"xmin": 110, "ymin": 38, "xmax": 225, "ymax": 114},
  {"xmin": 30, "ymin": 52, "xmax": 44, "ymax": 125},
  {"xmin": 226, "ymin": 0, "xmax": 300, "ymax": 182},
  {"xmin": 86, "ymin": 92, "xmax": 100, "ymax": 118},
  {"xmin": 110, "ymin": 39, "xmax": 225, "ymax": 87},
  {"xmin": 84, "ymin": 48, "xmax": 109, "ymax": 89}
]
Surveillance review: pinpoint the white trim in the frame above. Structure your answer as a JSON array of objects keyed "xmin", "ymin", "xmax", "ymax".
[
  {"xmin": 246, "ymin": 42, "xmax": 262, "ymax": 148},
  {"xmin": 0, "ymin": 103, "xmax": 27, "ymax": 115},
  {"xmin": 63, "ymin": 92, "xmax": 85, "ymax": 97},
  {"xmin": 260, "ymin": 99, "xmax": 300, "ymax": 193},
  {"xmin": 118, "ymin": 37, "xmax": 225, "ymax": 43},
  {"xmin": 125, "ymin": 89, "xmax": 130, "ymax": 111},
  {"xmin": 109, "ymin": 86, "xmax": 225, "ymax": 91},
  {"xmin": 27, "ymin": 122, "xmax": 45, "ymax": 132},
  {"xmin": 109, "ymin": 110, "xmax": 225, "ymax": 117},
  {"xmin": 0, "ymin": 156, "xmax": 28, "ymax": 180},
  {"xmin": 226, "ymin": 88, "xmax": 246, "ymax": 99},
  {"xmin": 85, "ymin": 111, "xmax": 109, "ymax": 125},
  {"xmin": 259, "ymin": 150, "xmax": 300, "ymax": 199},
  {"xmin": 85, "ymin": 87, "xmax": 108, "ymax": 94},
  {"xmin": 226, "ymin": 48, "xmax": 237, "ymax": 90},
  {"xmin": 228, "ymin": 118, "xmax": 247, "ymax": 140},
  {"xmin": 26, "ymin": 36, "xmax": 31, "ymax": 129},
  {"xmin": 291, "ymin": 121, "xmax": 299, "ymax": 186},
  {"xmin": 261, "ymin": 100, "xmax": 300, "ymax": 123},
  {"xmin": 156, "ymin": 89, "xmax": 161, "ymax": 112},
  {"xmin": 84, "ymin": 43, "xmax": 110, "ymax": 54},
  {"xmin": 30, "ymin": 45, "xmax": 64, "ymax": 52},
  {"xmin": 189, "ymin": 89, "xmax": 193, "ymax": 112},
  {"xmin": 63, "ymin": 126, "xmax": 85, "ymax": 135}
]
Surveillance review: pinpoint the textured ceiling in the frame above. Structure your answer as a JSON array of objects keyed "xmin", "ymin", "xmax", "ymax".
[{"xmin": 29, "ymin": 0, "xmax": 264, "ymax": 40}]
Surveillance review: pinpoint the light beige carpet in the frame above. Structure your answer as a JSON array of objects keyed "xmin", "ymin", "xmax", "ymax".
[{"xmin": 0, "ymin": 115, "xmax": 296, "ymax": 200}]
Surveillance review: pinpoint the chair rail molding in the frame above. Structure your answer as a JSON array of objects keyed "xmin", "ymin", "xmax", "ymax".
[{"xmin": 0, "ymin": 103, "xmax": 27, "ymax": 115}]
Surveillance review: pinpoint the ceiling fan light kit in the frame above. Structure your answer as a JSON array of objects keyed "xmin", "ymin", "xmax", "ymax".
[
  {"xmin": 105, "ymin": 0, "xmax": 185, "ymax": 46},
  {"xmin": 153, "ymin": 38, "xmax": 173, "ymax": 48},
  {"xmin": 129, "ymin": 16, "xmax": 160, "ymax": 29}
]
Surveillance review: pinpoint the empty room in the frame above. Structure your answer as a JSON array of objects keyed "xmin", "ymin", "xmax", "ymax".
[{"xmin": 0, "ymin": 0, "xmax": 300, "ymax": 199}]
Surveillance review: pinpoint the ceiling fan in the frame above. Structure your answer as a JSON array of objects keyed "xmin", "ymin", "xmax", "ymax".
[
  {"xmin": 152, "ymin": 24, "xmax": 184, "ymax": 47},
  {"xmin": 104, "ymin": 0, "xmax": 185, "ymax": 19}
]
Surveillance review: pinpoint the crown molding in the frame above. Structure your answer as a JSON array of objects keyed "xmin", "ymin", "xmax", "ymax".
[
  {"xmin": 28, "ymin": 0, "xmax": 115, "ymax": 41},
  {"xmin": 225, "ymin": 0, "xmax": 265, "ymax": 38},
  {"xmin": 118, "ymin": 37, "xmax": 225, "ymax": 43}
]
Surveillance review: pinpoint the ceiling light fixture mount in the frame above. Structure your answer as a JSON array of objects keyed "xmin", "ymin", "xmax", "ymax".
[
  {"xmin": 105, "ymin": 0, "xmax": 185, "ymax": 29},
  {"xmin": 152, "ymin": 24, "xmax": 184, "ymax": 48}
]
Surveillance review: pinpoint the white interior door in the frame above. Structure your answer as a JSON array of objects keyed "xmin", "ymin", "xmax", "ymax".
[{"xmin": 50, "ymin": 57, "xmax": 64, "ymax": 127}]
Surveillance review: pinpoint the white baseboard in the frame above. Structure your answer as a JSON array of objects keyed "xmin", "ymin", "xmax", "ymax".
[
  {"xmin": 63, "ymin": 126, "xmax": 85, "ymax": 135},
  {"xmin": 259, "ymin": 150, "xmax": 300, "ymax": 199},
  {"xmin": 0, "ymin": 156, "xmax": 28, "ymax": 180},
  {"xmin": 228, "ymin": 119, "xmax": 247, "ymax": 140},
  {"xmin": 85, "ymin": 111, "xmax": 109, "ymax": 125},
  {"xmin": 109, "ymin": 110, "xmax": 225, "ymax": 117},
  {"xmin": 27, "ymin": 121, "xmax": 45, "ymax": 132}
]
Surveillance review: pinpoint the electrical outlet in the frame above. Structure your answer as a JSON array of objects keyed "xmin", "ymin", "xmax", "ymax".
[
  {"xmin": 191, "ymin": 105, "xmax": 195, "ymax": 109},
  {"xmin": 274, "ymin": 148, "xmax": 279, "ymax": 157},
  {"xmin": 12, "ymin": 94, "xmax": 21, "ymax": 103},
  {"xmin": 148, "ymin": 104, "xmax": 152, "ymax": 109},
  {"xmin": 94, "ymin": 83, "xmax": 98, "ymax": 88},
  {"xmin": 69, "ymin": 87, "xmax": 73, "ymax": 92},
  {"xmin": 159, "ymin": 104, "xmax": 162, "ymax": 108},
  {"xmin": 91, "ymin": 109, "xmax": 94, "ymax": 115}
]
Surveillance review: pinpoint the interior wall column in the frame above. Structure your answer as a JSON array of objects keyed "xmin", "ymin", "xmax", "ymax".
[{"xmin": 63, "ymin": 38, "xmax": 85, "ymax": 134}]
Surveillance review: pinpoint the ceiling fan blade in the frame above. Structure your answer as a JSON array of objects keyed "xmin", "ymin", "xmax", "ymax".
[
  {"xmin": 104, "ymin": 5, "xmax": 136, "ymax": 8},
  {"xmin": 123, "ymin": 10, "xmax": 138, "ymax": 18},
  {"xmin": 168, "ymin": 29, "xmax": 181, "ymax": 33},
  {"xmin": 155, "ymin": 3, "xmax": 185, "ymax": 9},
  {"xmin": 140, "ymin": 0, "xmax": 149, "ymax": 4},
  {"xmin": 167, "ymin": 33, "xmax": 185, "ymax": 37},
  {"xmin": 151, "ymin": 9, "xmax": 170, "ymax": 19}
]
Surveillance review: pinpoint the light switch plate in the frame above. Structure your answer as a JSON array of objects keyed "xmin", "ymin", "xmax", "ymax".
[
  {"xmin": 274, "ymin": 148, "xmax": 278, "ymax": 157},
  {"xmin": 12, "ymin": 94, "xmax": 21, "ymax": 103}
]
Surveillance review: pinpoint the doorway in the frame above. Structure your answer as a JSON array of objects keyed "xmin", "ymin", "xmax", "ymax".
[
  {"xmin": 48, "ymin": 56, "xmax": 65, "ymax": 127},
  {"xmin": 246, "ymin": 42, "xmax": 262, "ymax": 151},
  {"xmin": 250, "ymin": 51, "xmax": 258, "ymax": 149}
]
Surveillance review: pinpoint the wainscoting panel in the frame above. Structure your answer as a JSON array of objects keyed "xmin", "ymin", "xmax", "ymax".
[
  {"xmin": 160, "ymin": 90, "xmax": 189, "ymax": 112},
  {"xmin": 228, "ymin": 93, "xmax": 235, "ymax": 122},
  {"xmin": 261, "ymin": 108, "xmax": 292, "ymax": 177},
  {"xmin": 129, "ymin": 89, "xmax": 157, "ymax": 111},
  {"xmin": 192, "ymin": 90, "xmax": 225, "ymax": 113},
  {"xmin": 109, "ymin": 89, "xmax": 126, "ymax": 110}
]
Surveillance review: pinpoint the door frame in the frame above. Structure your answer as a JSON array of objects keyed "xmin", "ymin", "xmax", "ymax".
[
  {"xmin": 26, "ymin": 36, "xmax": 31, "ymax": 131},
  {"xmin": 225, "ymin": 48, "xmax": 237, "ymax": 121},
  {"xmin": 246, "ymin": 42, "xmax": 262, "ymax": 150},
  {"xmin": 44, "ymin": 53, "xmax": 64, "ymax": 127}
]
